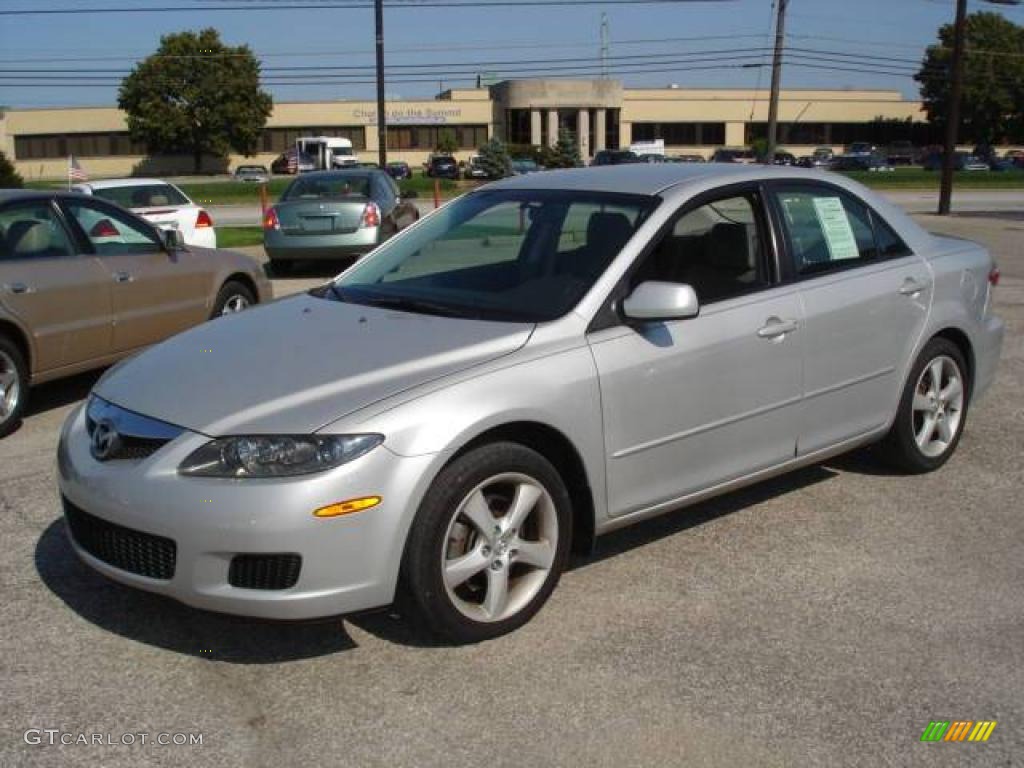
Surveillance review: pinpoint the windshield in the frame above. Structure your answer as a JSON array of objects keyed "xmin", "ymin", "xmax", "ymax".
[
  {"xmin": 327, "ymin": 189, "xmax": 658, "ymax": 322},
  {"xmin": 283, "ymin": 175, "xmax": 371, "ymax": 200},
  {"xmin": 332, "ymin": 147, "xmax": 354, "ymax": 157}
]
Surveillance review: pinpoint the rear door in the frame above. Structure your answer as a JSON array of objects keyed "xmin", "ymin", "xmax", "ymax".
[
  {"xmin": 768, "ymin": 181, "xmax": 931, "ymax": 454},
  {"xmin": 0, "ymin": 199, "xmax": 111, "ymax": 374},
  {"xmin": 62, "ymin": 198, "xmax": 211, "ymax": 353}
]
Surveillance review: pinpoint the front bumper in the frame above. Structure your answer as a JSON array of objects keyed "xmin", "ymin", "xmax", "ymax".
[{"xmin": 56, "ymin": 403, "xmax": 434, "ymax": 620}]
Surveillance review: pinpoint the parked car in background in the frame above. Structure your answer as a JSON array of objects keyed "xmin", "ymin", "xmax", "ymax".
[
  {"xmin": 987, "ymin": 156, "xmax": 1017, "ymax": 172},
  {"xmin": 886, "ymin": 141, "xmax": 918, "ymax": 166},
  {"xmin": 425, "ymin": 155, "xmax": 460, "ymax": 180},
  {"xmin": 922, "ymin": 152, "xmax": 990, "ymax": 172},
  {"xmin": 591, "ymin": 149, "xmax": 640, "ymax": 166},
  {"xmin": 72, "ymin": 178, "xmax": 217, "ymax": 248},
  {"xmin": 263, "ymin": 169, "xmax": 419, "ymax": 273},
  {"xmin": 666, "ymin": 154, "xmax": 705, "ymax": 163},
  {"xmin": 463, "ymin": 154, "xmax": 490, "ymax": 180},
  {"xmin": 510, "ymin": 158, "xmax": 542, "ymax": 175},
  {"xmin": 233, "ymin": 165, "xmax": 270, "ymax": 184},
  {"xmin": 830, "ymin": 154, "xmax": 895, "ymax": 173},
  {"xmin": 56, "ymin": 164, "xmax": 1003, "ymax": 642},
  {"xmin": 271, "ymin": 149, "xmax": 315, "ymax": 175},
  {"xmin": 0, "ymin": 189, "xmax": 268, "ymax": 437},
  {"xmin": 769, "ymin": 151, "xmax": 797, "ymax": 166},
  {"xmin": 846, "ymin": 142, "xmax": 877, "ymax": 156},
  {"xmin": 798, "ymin": 147, "xmax": 835, "ymax": 169},
  {"xmin": 386, "ymin": 161, "xmax": 412, "ymax": 180},
  {"xmin": 710, "ymin": 148, "xmax": 757, "ymax": 164}
]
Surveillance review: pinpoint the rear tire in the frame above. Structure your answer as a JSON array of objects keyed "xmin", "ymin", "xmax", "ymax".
[
  {"xmin": 880, "ymin": 338, "xmax": 970, "ymax": 473},
  {"xmin": 0, "ymin": 336, "xmax": 28, "ymax": 439},
  {"xmin": 399, "ymin": 442, "xmax": 572, "ymax": 644},
  {"xmin": 210, "ymin": 280, "xmax": 256, "ymax": 319}
]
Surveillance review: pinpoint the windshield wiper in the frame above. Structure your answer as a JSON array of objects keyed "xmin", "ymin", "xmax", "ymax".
[{"xmin": 347, "ymin": 292, "xmax": 481, "ymax": 319}]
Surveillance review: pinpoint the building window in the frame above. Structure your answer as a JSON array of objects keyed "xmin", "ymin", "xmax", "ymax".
[
  {"xmin": 386, "ymin": 124, "xmax": 488, "ymax": 151},
  {"xmin": 744, "ymin": 121, "xmax": 943, "ymax": 147},
  {"xmin": 605, "ymin": 109, "xmax": 620, "ymax": 150},
  {"xmin": 14, "ymin": 132, "xmax": 147, "ymax": 160},
  {"xmin": 506, "ymin": 109, "xmax": 532, "ymax": 145},
  {"xmin": 631, "ymin": 122, "xmax": 725, "ymax": 146}
]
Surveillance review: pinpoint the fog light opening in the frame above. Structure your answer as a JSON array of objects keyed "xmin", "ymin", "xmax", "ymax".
[{"xmin": 314, "ymin": 496, "xmax": 382, "ymax": 518}]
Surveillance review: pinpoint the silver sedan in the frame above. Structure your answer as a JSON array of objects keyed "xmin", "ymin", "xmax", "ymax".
[{"xmin": 57, "ymin": 164, "xmax": 1004, "ymax": 643}]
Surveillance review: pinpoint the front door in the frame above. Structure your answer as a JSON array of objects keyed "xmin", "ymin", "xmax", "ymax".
[
  {"xmin": 63, "ymin": 198, "xmax": 210, "ymax": 353},
  {"xmin": 588, "ymin": 188, "xmax": 805, "ymax": 517},
  {"xmin": 0, "ymin": 199, "xmax": 111, "ymax": 375}
]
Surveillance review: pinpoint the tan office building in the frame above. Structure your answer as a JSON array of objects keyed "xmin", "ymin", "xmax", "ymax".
[{"xmin": 1, "ymin": 78, "xmax": 935, "ymax": 180}]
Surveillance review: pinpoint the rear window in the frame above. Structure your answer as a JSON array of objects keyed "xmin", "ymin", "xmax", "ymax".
[
  {"xmin": 284, "ymin": 175, "xmax": 371, "ymax": 200},
  {"xmin": 92, "ymin": 184, "xmax": 189, "ymax": 209}
]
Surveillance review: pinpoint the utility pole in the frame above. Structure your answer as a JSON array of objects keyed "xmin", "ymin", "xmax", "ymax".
[
  {"xmin": 375, "ymin": 0, "xmax": 387, "ymax": 167},
  {"xmin": 765, "ymin": 0, "xmax": 788, "ymax": 164},
  {"xmin": 938, "ymin": 0, "xmax": 968, "ymax": 215},
  {"xmin": 600, "ymin": 13, "xmax": 610, "ymax": 80}
]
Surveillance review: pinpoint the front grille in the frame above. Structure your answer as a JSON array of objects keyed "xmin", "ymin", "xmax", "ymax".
[
  {"xmin": 229, "ymin": 554, "xmax": 302, "ymax": 590},
  {"xmin": 64, "ymin": 499, "xmax": 177, "ymax": 580},
  {"xmin": 85, "ymin": 396, "xmax": 184, "ymax": 462}
]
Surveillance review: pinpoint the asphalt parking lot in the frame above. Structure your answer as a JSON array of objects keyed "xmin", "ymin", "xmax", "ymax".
[{"xmin": 2, "ymin": 212, "xmax": 1022, "ymax": 767}]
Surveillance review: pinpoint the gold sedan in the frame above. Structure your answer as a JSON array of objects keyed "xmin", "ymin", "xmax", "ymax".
[{"xmin": 0, "ymin": 190, "xmax": 271, "ymax": 437}]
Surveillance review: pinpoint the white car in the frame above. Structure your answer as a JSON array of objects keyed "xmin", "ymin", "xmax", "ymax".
[{"xmin": 72, "ymin": 178, "xmax": 216, "ymax": 248}]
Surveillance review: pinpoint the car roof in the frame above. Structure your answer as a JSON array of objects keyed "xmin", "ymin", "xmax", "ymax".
[
  {"xmin": 78, "ymin": 178, "xmax": 177, "ymax": 189},
  {"xmin": 486, "ymin": 163, "xmax": 847, "ymax": 196},
  {"xmin": 0, "ymin": 189, "xmax": 94, "ymax": 203},
  {"xmin": 291, "ymin": 169, "xmax": 379, "ymax": 180}
]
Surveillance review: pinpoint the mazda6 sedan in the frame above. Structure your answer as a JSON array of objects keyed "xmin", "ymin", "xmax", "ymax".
[{"xmin": 57, "ymin": 165, "xmax": 1004, "ymax": 643}]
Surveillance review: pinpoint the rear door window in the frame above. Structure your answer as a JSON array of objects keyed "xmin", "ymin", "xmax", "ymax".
[
  {"xmin": 773, "ymin": 186, "xmax": 878, "ymax": 276},
  {"xmin": 92, "ymin": 184, "xmax": 189, "ymax": 208},
  {"xmin": 0, "ymin": 201, "xmax": 76, "ymax": 261}
]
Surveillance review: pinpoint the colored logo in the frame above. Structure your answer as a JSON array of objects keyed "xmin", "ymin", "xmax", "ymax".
[{"xmin": 920, "ymin": 721, "xmax": 997, "ymax": 742}]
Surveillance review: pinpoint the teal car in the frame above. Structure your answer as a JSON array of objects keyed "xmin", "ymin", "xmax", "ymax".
[{"xmin": 263, "ymin": 169, "xmax": 419, "ymax": 274}]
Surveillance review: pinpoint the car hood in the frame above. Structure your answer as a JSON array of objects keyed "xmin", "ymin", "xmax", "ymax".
[{"xmin": 94, "ymin": 293, "xmax": 534, "ymax": 435}]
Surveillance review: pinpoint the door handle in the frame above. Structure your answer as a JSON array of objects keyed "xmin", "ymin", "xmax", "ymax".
[
  {"xmin": 757, "ymin": 317, "xmax": 799, "ymax": 339},
  {"xmin": 113, "ymin": 271, "xmax": 134, "ymax": 284},
  {"xmin": 5, "ymin": 282, "xmax": 35, "ymax": 295},
  {"xmin": 898, "ymin": 278, "xmax": 927, "ymax": 296}
]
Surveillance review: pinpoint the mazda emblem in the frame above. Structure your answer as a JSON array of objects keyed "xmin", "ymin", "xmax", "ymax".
[{"xmin": 90, "ymin": 419, "xmax": 120, "ymax": 461}]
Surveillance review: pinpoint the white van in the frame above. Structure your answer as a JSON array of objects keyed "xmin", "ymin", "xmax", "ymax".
[{"xmin": 296, "ymin": 137, "xmax": 359, "ymax": 171}]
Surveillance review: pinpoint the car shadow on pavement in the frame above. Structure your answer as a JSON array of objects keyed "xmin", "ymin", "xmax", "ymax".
[
  {"xmin": 34, "ymin": 518, "xmax": 357, "ymax": 663},
  {"xmin": 573, "ymin": 463, "xmax": 839, "ymax": 569},
  {"xmin": 25, "ymin": 370, "xmax": 102, "ymax": 419}
]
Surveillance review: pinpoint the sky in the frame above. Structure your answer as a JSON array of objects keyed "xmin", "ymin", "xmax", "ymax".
[{"xmin": 1, "ymin": 0, "xmax": 1022, "ymax": 109}]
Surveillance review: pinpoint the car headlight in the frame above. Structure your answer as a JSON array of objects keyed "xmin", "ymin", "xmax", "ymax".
[{"xmin": 178, "ymin": 434, "xmax": 383, "ymax": 478}]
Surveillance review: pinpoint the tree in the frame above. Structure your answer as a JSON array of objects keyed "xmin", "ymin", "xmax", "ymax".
[
  {"xmin": 0, "ymin": 150, "xmax": 23, "ymax": 189},
  {"xmin": 915, "ymin": 12, "xmax": 1024, "ymax": 145},
  {"xmin": 435, "ymin": 129, "xmax": 459, "ymax": 155},
  {"xmin": 477, "ymin": 136, "xmax": 512, "ymax": 179},
  {"xmin": 118, "ymin": 28, "xmax": 273, "ymax": 173},
  {"xmin": 544, "ymin": 129, "xmax": 582, "ymax": 169}
]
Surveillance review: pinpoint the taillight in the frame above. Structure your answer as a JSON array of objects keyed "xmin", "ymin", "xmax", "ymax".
[
  {"xmin": 195, "ymin": 209, "xmax": 214, "ymax": 228},
  {"xmin": 361, "ymin": 202, "xmax": 381, "ymax": 229},
  {"xmin": 263, "ymin": 207, "xmax": 280, "ymax": 231},
  {"xmin": 989, "ymin": 266, "xmax": 1000, "ymax": 287}
]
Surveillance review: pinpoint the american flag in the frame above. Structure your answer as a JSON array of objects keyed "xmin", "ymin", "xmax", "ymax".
[
  {"xmin": 286, "ymin": 149, "xmax": 298, "ymax": 174},
  {"xmin": 69, "ymin": 155, "xmax": 88, "ymax": 183}
]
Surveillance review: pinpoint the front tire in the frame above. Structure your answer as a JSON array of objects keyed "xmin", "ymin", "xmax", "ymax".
[
  {"xmin": 210, "ymin": 280, "xmax": 255, "ymax": 318},
  {"xmin": 0, "ymin": 336, "xmax": 28, "ymax": 439},
  {"xmin": 400, "ymin": 442, "xmax": 572, "ymax": 643},
  {"xmin": 880, "ymin": 338, "xmax": 970, "ymax": 473}
]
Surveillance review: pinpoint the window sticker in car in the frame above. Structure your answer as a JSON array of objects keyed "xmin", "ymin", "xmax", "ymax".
[{"xmin": 811, "ymin": 197, "xmax": 859, "ymax": 261}]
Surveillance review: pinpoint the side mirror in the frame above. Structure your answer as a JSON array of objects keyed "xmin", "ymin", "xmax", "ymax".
[
  {"xmin": 162, "ymin": 228, "xmax": 186, "ymax": 251},
  {"xmin": 622, "ymin": 281, "xmax": 699, "ymax": 322}
]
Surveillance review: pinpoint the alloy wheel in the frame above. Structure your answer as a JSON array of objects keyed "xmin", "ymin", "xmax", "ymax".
[
  {"xmin": 0, "ymin": 349, "xmax": 20, "ymax": 422},
  {"xmin": 441, "ymin": 472, "xmax": 559, "ymax": 624},
  {"xmin": 911, "ymin": 355, "xmax": 965, "ymax": 458},
  {"xmin": 221, "ymin": 294, "xmax": 251, "ymax": 315}
]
